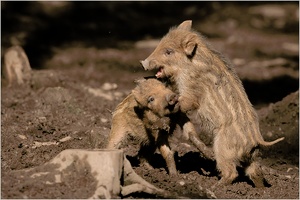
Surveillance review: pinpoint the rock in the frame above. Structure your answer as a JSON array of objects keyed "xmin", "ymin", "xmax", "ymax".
[{"xmin": 102, "ymin": 82, "xmax": 118, "ymax": 91}]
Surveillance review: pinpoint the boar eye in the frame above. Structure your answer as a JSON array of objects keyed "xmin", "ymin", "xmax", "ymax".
[
  {"xmin": 165, "ymin": 48, "xmax": 174, "ymax": 56},
  {"xmin": 148, "ymin": 96, "xmax": 155, "ymax": 103}
]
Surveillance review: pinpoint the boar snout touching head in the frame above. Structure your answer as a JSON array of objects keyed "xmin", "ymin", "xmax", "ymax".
[
  {"xmin": 107, "ymin": 78, "xmax": 179, "ymax": 175},
  {"xmin": 140, "ymin": 59, "xmax": 149, "ymax": 70},
  {"xmin": 140, "ymin": 59, "xmax": 164, "ymax": 78},
  {"xmin": 140, "ymin": 48, "xmax": 175, "ymax": 79},
  {"xmin": 133, "ymin": 78, "xmax": 180, "ymax": 117}
]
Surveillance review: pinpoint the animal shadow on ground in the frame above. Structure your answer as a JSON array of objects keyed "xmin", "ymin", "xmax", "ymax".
[
  {"xmin": 127, "ymin": 151, "xmax": 217, "ymax": 176},
  {"xmin": 127, "ymin": 151, "xmax": 272, "ymax": 188}
]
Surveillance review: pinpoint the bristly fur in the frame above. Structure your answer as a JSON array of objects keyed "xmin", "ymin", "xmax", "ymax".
[
  {"xmin": 140, "ymin": 20, "xmax": 284, "ymax": 187},
  {"xmin": 107, "ymin": 78, "xmax": 179, "ymax": 175}
]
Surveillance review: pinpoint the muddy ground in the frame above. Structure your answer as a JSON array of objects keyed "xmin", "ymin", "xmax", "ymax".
[{"xmin": 1, "ymin": 2, "xmax": 299, "ymax": 199}]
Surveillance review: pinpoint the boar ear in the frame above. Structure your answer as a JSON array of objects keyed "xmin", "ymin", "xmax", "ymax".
[
  {"xmin": 132, "ymin": 89, "xmax": 140, "ymax": 103},
  {"xmin": 132, "ymin": 88, "xmax": 145, "ymax": 107},
  {"xmin": 182, "ymin": 34, "xmax": 197, "ymax": 57},
  {"xmin": 178, "ymin": 20, "xmax": 192, "ymax": 31}
]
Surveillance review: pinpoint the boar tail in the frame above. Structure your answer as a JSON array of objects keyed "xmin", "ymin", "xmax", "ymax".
[{"xmin": 258, "ymin": 137, "xmax": 285, "ymax": 146}]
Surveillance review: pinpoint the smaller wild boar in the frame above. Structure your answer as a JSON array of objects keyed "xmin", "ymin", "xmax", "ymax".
[
  {"xmin": 4, "ymin": 45, "xmax": 32, "ymax": 86},
  {"xmin": 106, "ymin": 78, "xmax": 180, "ymax": 175},
  {"xmin": 107, "ymin": 78, "xmax": 213, "ymax": 175}
]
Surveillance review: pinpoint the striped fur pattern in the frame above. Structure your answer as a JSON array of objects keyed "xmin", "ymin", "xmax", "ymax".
[
  {"xmin": 140, "ymin": 20, "xmax": 284, "ymax": 187},
  {"xmin": 106, "ymin": 78, "xmax": 180, "ymax": 175}
]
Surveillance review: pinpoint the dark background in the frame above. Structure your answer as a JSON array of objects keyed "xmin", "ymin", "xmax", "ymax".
[{"xmin": 2, "ymin": 1, "xmax": 298, "ymax": 68}]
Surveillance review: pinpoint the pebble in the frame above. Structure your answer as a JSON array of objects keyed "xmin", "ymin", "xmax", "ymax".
[
  {"xmin": 179, "ymin": 181, "xmax": 185, "ymax": 186},
  {"xmin": 101, "ymin": 118, "xmax": 108, "ymax": 123},
  {"xmin": 17, "ymin": 134, "xmax": 27, "ymax": 140},
  {"xmin": 59, "ymin": 136, "xmax": 72, "ymax": 143},
  {"xmin": 102, "ymin": 82, "xmax": 118, "ymax": 91}
]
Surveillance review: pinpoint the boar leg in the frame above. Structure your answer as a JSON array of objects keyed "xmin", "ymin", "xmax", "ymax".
[
  {"xmin": 106, "ymin": 134, "xmax": 123, "ymax": 149},
  {"xmin": 156, "ymin": 130, "xmax": 177, "ymax": 175},
  {"xmin": 122, "ymin": 156, "xmax": 166, "ymax": 197},
  {"xmin": 217, "ymin": 162, "xmax": 238, "ymax": 185},
  {"xmin": 106, "ymin": 127, "xmax": 130, "ymax": 149},
  {"xmin": 245, "ymin": 149, "xmax": 265, "ymax": 187},
  {"xmin": 182, "ymin": 121, "xmax": 214, "ymax": 160},
  {"xmin": 214, "ymin": 133, "xmax": 239, "ymax": 185},
  {"xmin": 245, "ymin": 161, "xmax": 265, "ymax": 187}
]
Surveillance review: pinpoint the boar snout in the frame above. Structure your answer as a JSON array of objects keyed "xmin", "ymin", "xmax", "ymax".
[
  {"xmin": 140, "ymin": 59, "xmax": 158, "ymax": 70},
  {"xmin": 140, "ymin": 59, "xmax": 149, "ymax": 70},
  {"xmin": 166, "ymin": 93, "xmax": 178, "ymax": 106}
]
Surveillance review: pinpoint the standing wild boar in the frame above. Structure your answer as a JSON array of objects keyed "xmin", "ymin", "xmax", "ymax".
[
  {"xmin": 140, "ymin": 20, "xmax": 284, "ymax": 187},
  {"xmin": 106, "ymin": 78, "xmax": 181, "ymax": 175}
]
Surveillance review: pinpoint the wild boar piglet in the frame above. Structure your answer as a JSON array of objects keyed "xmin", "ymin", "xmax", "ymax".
[
  {"xmin": 140, "ymin": 20, "xmax": 284, "ymax": 187},
  {"xmin": 107, "ymin": 78, "xmax": 180, "ymax": 175}
]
